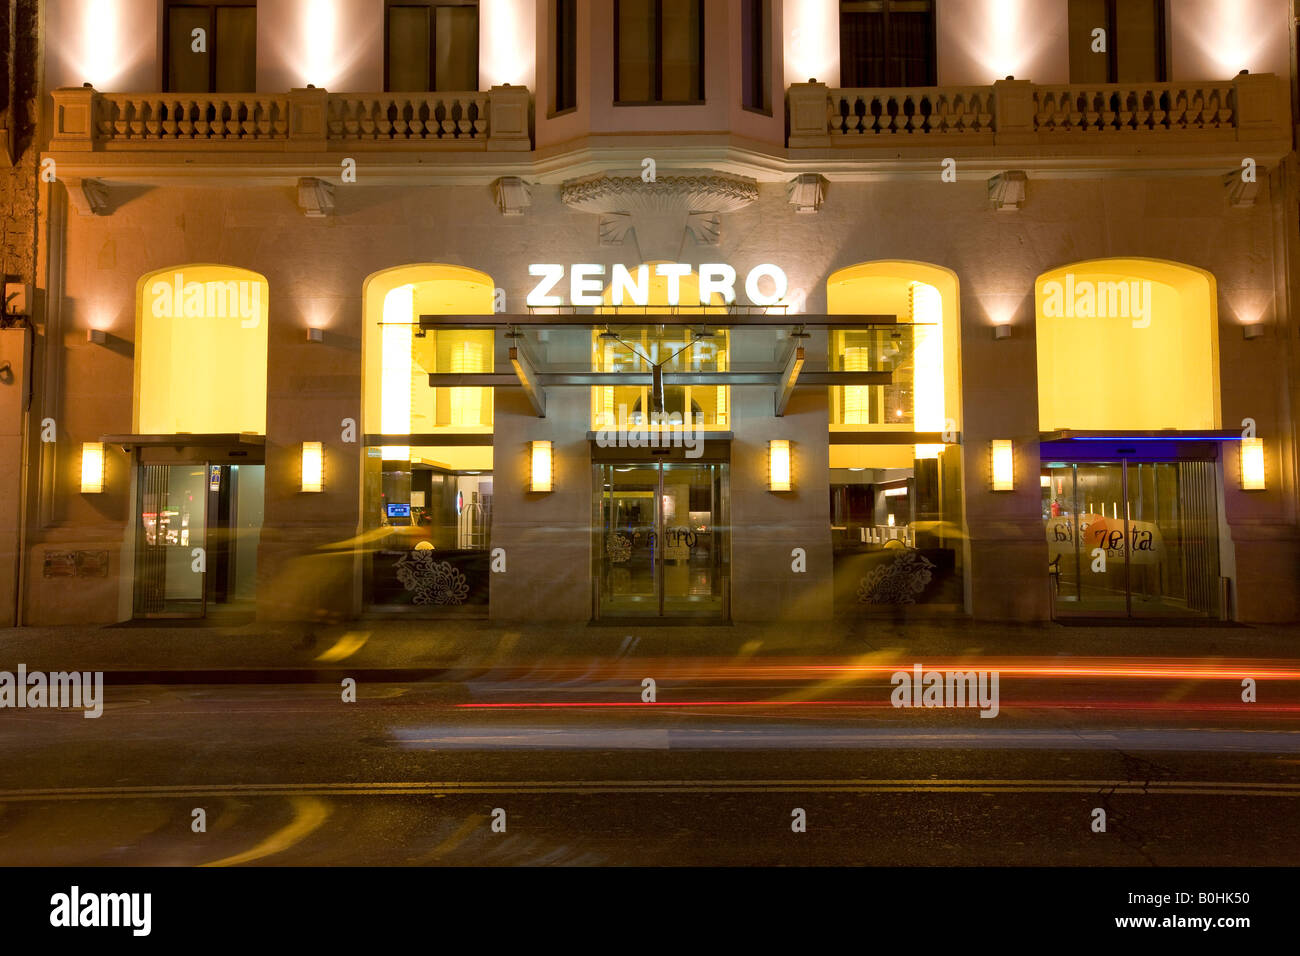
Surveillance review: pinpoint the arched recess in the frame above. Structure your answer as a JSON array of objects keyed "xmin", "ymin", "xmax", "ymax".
[
  {"xmin": 591, "ymin": 263, "xmax": 730, "ymax": 430},
  {"xmin": 362, "ymin": 263, "xmax": 497, "ymax": 465},
  {"xmin": 827, "ymin": 260, "xmax": 962, "ymax": 460},
  {"xmin": 824, "ymin": 261, "xmax": 965, "ymax": 611},
  {"xmin": 1034, "ymin": 258, "xmax": 1220, "ymax": 431},
  {"xmin": 135, "ymin": 264, "xmax": 269, "ymax": 434}
]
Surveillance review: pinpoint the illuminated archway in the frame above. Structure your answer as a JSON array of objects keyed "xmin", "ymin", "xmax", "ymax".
[
  {"xmin": 135, "ymin": 264, "xmax": 269, "ymax": 434},
  {"xmin": 826, "ymin": 261, "xmax": 961, "ymax": 466},
  {"xmin": 362, "ymin": 263, "xmax": 497, "ymax": 468},
  {"xmin": 1034, "ymin": 258, "xmax": 1220, "ymax": 431},
  {"xmin": 825, "ymin": 261, "xmax": 965, "ymax": 611}
]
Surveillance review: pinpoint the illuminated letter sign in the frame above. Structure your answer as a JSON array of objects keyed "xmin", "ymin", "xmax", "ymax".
[{"xmin": 526, "ymin": 263, "xmax": 789, "ymax": 307}]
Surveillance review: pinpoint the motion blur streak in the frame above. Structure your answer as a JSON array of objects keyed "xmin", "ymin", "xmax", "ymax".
[{"xmin": 200, "ymin": 796, "xmax": 330, "ymax": 867}]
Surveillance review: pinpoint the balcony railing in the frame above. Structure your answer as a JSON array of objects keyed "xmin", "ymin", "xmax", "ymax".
[
  {"xmin": 789, "ymin": 73, "xmax": 1285, "ymax": 148},
  {"xmin": 49, "ymin": 85, "xmax": 532, "ymax": 151}
]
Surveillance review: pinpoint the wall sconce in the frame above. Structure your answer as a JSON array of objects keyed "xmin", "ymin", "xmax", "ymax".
[
  {"xmin": 80, "ymin": 442, "xmax": 105, "ymax": 494},
  {"xmin": 768, "ymin": 439, "xmax": 792, "ymax": 492},
  {"xmin": 1242, "ymin": 324, "xmax": 1265, "ymax": 340},
  {"xmin": 86, "ymin": 329, "xmax": 107, "ymax": 345},
  {"xmin": 301, "ymin": 441, "xmax": 324, "ymax": 493},
  {"xmin": 529, "ymin": 440, "xmax": 553, "ymax": 492},
  {"xmin": 306, "ymin": 327, "xmax": 325, "ymax": 343},
  {"xmin": 1240, "ymin": 437, "xmax": 1265, "ymax": 490},
  {"xmin": 991, "ymin": 439, "xmax": 1014, "ymax": 491},
  {"xmin": 993, "ymin": 324, "xmax": 1012, "ymax": 340}
]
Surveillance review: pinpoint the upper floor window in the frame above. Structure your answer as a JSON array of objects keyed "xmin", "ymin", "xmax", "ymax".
[
  {"xmin": 615, "ymin": 0, "xmax": 705, "ymax": 105},
  {"xmin": 552, "ymin": 0, "xmax": 579, "ymax": 114},
  {"xmin": 165, "ymin": 1, "xmax": 256, "ymax": 93},
  {"xmin": 386, "ymin": 1, "xmax": 480, "ymax": 92},
  {"xmin": 1068, "ymin": 0, "xmax": 1167, "ymax": 84},
  {"xmin": 839, "ymin": 0, "xmax": 936, "ymax": 88},
  {"xmin": 741, "ymin": 0, "xmax": 771, "ymax": 113}
]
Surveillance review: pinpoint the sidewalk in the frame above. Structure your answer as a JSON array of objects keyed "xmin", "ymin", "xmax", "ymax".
[{"xmin": 1, "ymin": 616, "xmax": 1297, "ymax": 683}]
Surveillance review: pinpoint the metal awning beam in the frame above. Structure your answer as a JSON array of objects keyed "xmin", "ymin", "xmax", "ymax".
[
  {"xmin": 509, "ymin": 345, "xmax": 546, "ymax": 417},
  {"xmin": 418, "ymin": 313, "xmax": 898, "ymax": 328},
  {"xmin": 429, "ymin": 371, "xmax": 891, "ymax": 387},
  {"xmin": 774, "ymin": 345, "xmax": 805, "ymax": 417}
]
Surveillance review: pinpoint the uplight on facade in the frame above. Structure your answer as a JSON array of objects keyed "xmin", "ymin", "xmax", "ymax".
[
  {"xmin": 301, "ymin": 442, "xmax": 324, "ymax": 493},
  {"xmin": 768, "ymin": 439, "xmax": 792, "ymax": 492},
  {"xmin": 1240, "ymin": 438, "xmax": 1265, "ymax": 490},
  {"xmin": 530, "ymin": 440, "xmax": 553, "ymax": 492},
  {"xmin": 80, "ymin": 442, "xmax": 105, "ymax": 494},
  {"xmin": 991, "ymin": 440, "xmax": 1014, "ymax": 491}
]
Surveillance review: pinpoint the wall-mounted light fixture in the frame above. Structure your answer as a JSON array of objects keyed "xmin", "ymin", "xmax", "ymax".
[
  {"xmin": 768, "ymin": 439, "xmax": 792, "ymax": 492},
  {"xmin": 991, "ymin": 439, "xmax": 1014, "ymax": 491},
  {"xmin": 306, "ymin": 327, "xmax": 324, "ymax": 343},
  {"xmin": 1242, "ymin": 324, "xmax": 1265, "ymax": 340},
  {"xmin": 301, "ymin": 441, "xmax": 324, "ymax": 493},
  {"xmin": 80, "ymin": 442, "xmax": 105, "ymax": 494},
  {"xmin": 1240, "ymin": 437, "xmax": 1265, "ymax": 490},
  {"xmin": 529, "ymin": 440, "xmax": 553, "ymax": 492},
  {"xmin": 993, "ymin": 324, "xmax": 1012, "ymax": 340},
  {"xmin": 86, "ymin": 328, "xmax": 107, "ymax": 345}
]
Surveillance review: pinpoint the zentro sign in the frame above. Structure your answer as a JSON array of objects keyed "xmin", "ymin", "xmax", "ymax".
[{"xmin": 526, "ymin": 263, "xmax": 789, "ymax": 307}]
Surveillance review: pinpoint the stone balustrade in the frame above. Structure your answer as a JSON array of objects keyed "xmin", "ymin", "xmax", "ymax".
[
  {"xmin": 49, "ymin": 85, "xmax": 532, "ymax": 151},
  {"xmin": 788, "ymin": 73, "xmax": 1285, "ymax": 148}
]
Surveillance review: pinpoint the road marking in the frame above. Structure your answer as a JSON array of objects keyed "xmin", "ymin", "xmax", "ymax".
[
  {"xmin": 2, "ymin": 779, "xmax": 1299, "ymax": 802},
  {"xmin": 418, "ymin": 814, "xmax": 488, "ymax": 862},
  {"xmin": 200, "ymin": 796, "xmax": 330, "ymax": 867},
  {"xmin": 314, "ymin": 631, "xmax": 370, "ymax": 663}
]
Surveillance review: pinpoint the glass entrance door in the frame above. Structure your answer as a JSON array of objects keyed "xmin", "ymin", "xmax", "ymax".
[
  {"xmin": 134, "ymin": 462, "xmax": 264, "ymax": 618},
  {"xmin": 597, "ymin": 461, "xmax": 728, "ymax": 619},
  {"xmin": 1044, "ymin": 460, "xmax": 1220, "ymax": 619}
]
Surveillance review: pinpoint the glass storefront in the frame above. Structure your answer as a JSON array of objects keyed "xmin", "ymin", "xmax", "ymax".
[
  {"xmin": 595, "ymin": 460, "xmax": 729, "ymax": 619},
  {"xmin": 133, "ymin": 461, "xmax": 263, "ymax": 618},
  {"xmin": 1043, "ymin": 459, "xmax": 1222, "ymax": 619}
]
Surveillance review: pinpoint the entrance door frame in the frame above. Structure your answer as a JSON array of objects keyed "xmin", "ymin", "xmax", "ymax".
[
  {"xmin": 112, "ymin": 435, "xmax": 266, "ymax": 620},
  {"xmin": 591, "ymin": 439, "xmax": 731, "ymax": 622},
  {"xmin": 1040, "ymin": 434, "xmax": 1229, "ymax": 622}
]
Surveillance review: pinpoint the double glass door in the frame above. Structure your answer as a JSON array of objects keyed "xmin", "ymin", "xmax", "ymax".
[
  {"xmin": 133, "ymin": 462, "xmax": 264, "ymax": 618},
  {"xmin": 1043, "ymin": 460, "xmax": 1221, "ymax": 619},
  {"xmin": 596, "ymin": 461, "xmax": 728, "ymax": 619}
]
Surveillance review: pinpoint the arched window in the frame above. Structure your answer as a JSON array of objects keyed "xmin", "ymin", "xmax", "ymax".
[
  {"xmin": 360, "ymin": 264, "xmax": 497, "ymax": 610},
  {"xmin": 1035, "ymin": 258, "xmax": 1220, "ymax": 431},
  {"xmin": 825, "ymin": 261, "xmax": 964, "ymax": 610},
  {"xmin": 135, "ymin": 264, "xmax": 268, "ymax": 434}
]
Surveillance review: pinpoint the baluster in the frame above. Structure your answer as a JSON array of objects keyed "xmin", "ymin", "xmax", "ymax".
[{"xmin": 472, "ymin": 97, "xmax": 487, "ymax": 137}]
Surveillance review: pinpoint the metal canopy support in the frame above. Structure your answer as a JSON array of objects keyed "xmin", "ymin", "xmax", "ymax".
[
  {"xmin": 428, "ymin": 371, "xmax": 891, "ymax": 387},
  {"xmin": 509, "ymin": 346, "xmax": 546, "ymax": 417},
  {"xmin": 418, "ymin": 312, "xmax": 898, "ymax": 328},
  {"xmin": 774, "ymin": 345, "xmax": 805, "ymax": 417}
]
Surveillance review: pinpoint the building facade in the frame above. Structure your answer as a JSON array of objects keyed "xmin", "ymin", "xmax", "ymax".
[{"xmin": 2, "ymin": 0, "xmax": 1299, "ymax": 627}]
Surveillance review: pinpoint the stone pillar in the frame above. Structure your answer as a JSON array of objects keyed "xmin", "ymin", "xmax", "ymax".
[
  {"xmin": 487, "ymin": 85, "xmax": 532, "ymax": 151},
  {"xmin": 786, "ymin": 81, "xmax": 832, "ymax": 149}
]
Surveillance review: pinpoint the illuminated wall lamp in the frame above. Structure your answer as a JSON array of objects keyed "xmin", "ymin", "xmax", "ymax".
[
  {"xmin": 1240, "ymin": 437, "xmax": 1265, "ymax": 490},
  {"xmin": 301, "ymin": 441, "xmax": 324, "ymax": 493},
  {"xmin": 993, "ymin": 324, "xmax": 1012, "ymax": 340},
  {"xmin": 991, "ymin": 439, "xmax": 1014, "ymax": 491},
  {"xmin": 80, "ymin": 442, "xmax": 105, "ymax": 494},
  {"xmin": 1242, "ymin": 324, "xmax": 1265, "ymax": 340},
  {"xmin": 768, "ymin": 439, "xmax": 792, "ymax": 492},
  {"xmin": 529, "ymin": 440, "xmax": 553, "ymax": 492}
]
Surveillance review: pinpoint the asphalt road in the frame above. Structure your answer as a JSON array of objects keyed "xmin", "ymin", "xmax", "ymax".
[{"xmin": 1, "ymin": 666, "xmax": 1298, "ymax": 866}]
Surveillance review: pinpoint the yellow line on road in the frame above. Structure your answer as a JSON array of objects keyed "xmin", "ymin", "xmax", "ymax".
[
  {"xmin": 4, "ymin": 779, "xmax": 1300, "ymax": 802},
  {"xmin": 314, "ymin": 631, "xmax": 371, "ymax": 663},
  {"xmin": 200, "ymin": 796, "xmax": 330, "ymax": 867}
]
